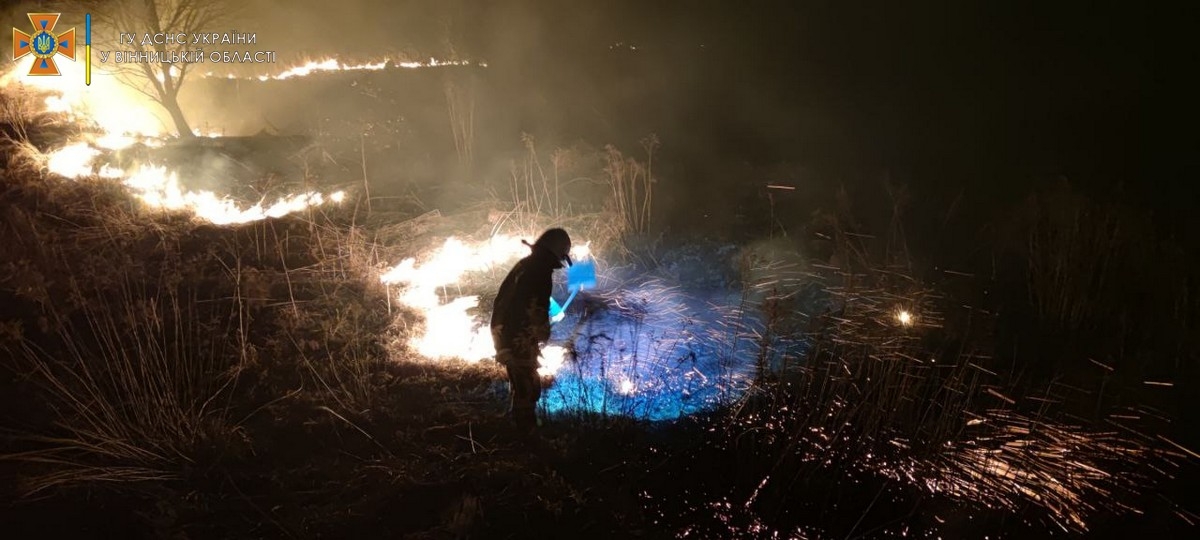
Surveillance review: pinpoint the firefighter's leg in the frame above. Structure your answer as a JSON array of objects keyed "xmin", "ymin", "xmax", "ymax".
[
  {"xmin": 506, "ymin": 363, "xmax": 540, "ymax": 432},
  {"xmin": 530, "ymin": 366, "xmax": 544, "ymax": 427}
]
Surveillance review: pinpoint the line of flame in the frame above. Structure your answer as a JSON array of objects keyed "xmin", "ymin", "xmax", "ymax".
[{"xmin": 202, "ymin": 57, "xmax": 487, "ymax": 81}]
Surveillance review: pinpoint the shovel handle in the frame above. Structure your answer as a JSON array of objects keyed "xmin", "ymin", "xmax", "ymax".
[
  {"xmin": 549, "ymin": 287, "xmax": 582, "ymax": 326},
  {"xmin": 560, "ymin": 287, "xmax": 581, "ymax": 312}
]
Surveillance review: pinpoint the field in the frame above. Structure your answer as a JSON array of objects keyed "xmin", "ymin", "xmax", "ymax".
[{"xmin": 2, "ymin": 57, "xmax": 1198, "ymax": 539}]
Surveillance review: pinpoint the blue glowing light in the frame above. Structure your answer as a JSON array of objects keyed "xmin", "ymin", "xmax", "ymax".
[
  {"xmin": 549, "ymin": 295, "xmax": 565, "ymax": 323},
  {"xmin": 549, "ymin": 256, "xmax": 597, "ymax": 323},
  {"xmin": 538, "ymin": 277, "xmax": 801, "ymax": 422},
  {"xmin": 567, "ymin": 257, "xmax": 597, "ymax": 289}
]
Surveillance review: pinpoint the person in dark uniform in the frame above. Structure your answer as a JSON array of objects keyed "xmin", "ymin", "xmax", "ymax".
[{"xmin": 490, "ymin": 228, "xmax": 572, "ymax": 433}]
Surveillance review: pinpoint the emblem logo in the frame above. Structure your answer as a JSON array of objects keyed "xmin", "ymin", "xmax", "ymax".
[{"xmin": 13, "ymin": 13, "xmax": 76, "ymax": 76}]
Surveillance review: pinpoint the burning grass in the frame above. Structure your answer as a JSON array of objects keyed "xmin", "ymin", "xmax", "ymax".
[
  {"xmin": 1, "ymin": 149, "xmax": 384, "ymax": 471},
  {"xmin": 0, "ymin": 141, "xmax": 655, "ymax": 536},
  {"xmin": 1, "ymin": 149, "xmax": 1195, "ymax": 537},
  {"xmin": 1, "ymin": 74, "xmax": 1195, "ymax": 538}
]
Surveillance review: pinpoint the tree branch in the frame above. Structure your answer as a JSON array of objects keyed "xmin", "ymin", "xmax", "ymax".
[{"xmin": 84, "ymin": 0, "xmax": 237, "ymax": 136}]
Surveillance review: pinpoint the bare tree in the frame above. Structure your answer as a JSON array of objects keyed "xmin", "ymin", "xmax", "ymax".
[{"xmin": 91, "ymin": 0, "xmax": 234, "ymax": 137}]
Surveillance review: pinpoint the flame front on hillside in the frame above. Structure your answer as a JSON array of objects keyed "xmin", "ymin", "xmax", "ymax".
[
  {"xmin": 124, "ymin": 165, "xmax": 346, "ymax": 225},
  {"xmin": 4, "ymin": 53, "xmax": 481, "ymax": 225},
  {"xmin": 2, "ymin": 55, "xmax": 378, "ymax": 225},
  {"xmin": 39, "ymin": 140, "xmax": 346, "ymax": 225}
]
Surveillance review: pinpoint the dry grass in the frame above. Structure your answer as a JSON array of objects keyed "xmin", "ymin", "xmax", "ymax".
[
  {"xmin": 3, "ymin": 280, "xmax": 245, "ymax": 494},
  {"xmin": 688, "ymin": 197, "xmax": 1189, "ymax": 535},
  {"xmin": 444, "ymin": 77, "xmax": 476, "ymax": 176},
  {"xmin": 0, "ymin": 85, "xmax": 40, "ymax": 142},
  {"xmin": 504, "ymin": 134, "xmax": 653, "ymax": 246},
  {"xmin": 0, "ymin": 162, "xmax": 240, "ymax": 491},
  {"xmin": 603, "ymin": 135, "xmax": 658, "ymax": 234},
  {"xmin": 2, "ymin": 114, "xmax": 1192, "ymax": 537},
  {"xmin": 1016, "ymin": 181, "xmax": 1132, "ymax": 332},
  {"xmin": 509, "ymin": 133, "xmax": 568, "ymax": 219},
  {"xmin": 0, "ymin": 141, "xmax": 633, "ymax": 536},
  {"xmin": 0, "ymin": 147, "xmax": 395, "ymax": 494}
]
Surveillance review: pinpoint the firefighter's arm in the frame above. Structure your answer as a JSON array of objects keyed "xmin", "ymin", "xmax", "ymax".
[{"xmin": 527, "ymin": 278, "xmax": 553, "ymax": 343}]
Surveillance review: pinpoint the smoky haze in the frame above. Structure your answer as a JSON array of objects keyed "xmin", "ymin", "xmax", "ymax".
[{"xmin": 8, "ymin": 0, "xmax": 1183, "ymax": 240}]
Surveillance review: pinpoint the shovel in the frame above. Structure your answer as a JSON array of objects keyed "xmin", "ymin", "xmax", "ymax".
[{"xmin": 549, "ymin": 256, "xmax": 597, "ymax": 324}]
